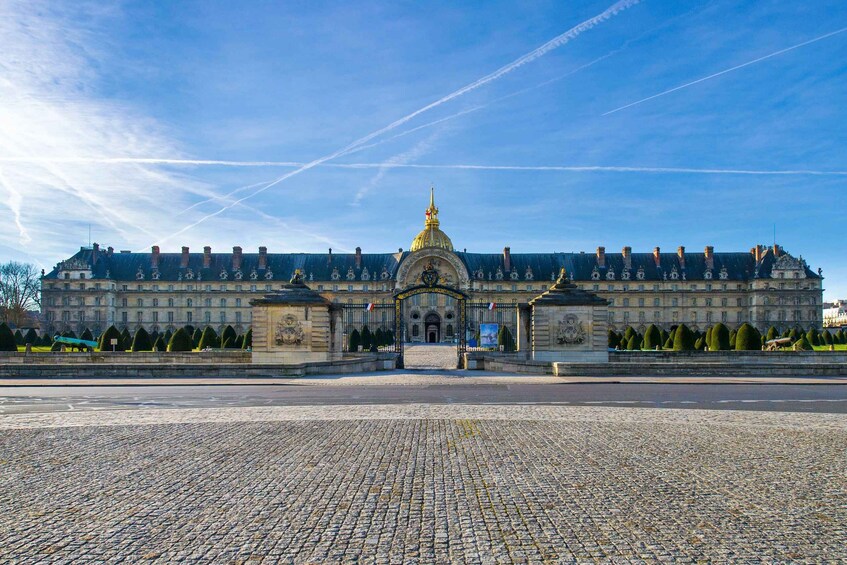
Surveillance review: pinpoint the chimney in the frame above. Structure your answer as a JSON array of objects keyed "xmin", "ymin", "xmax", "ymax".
[
  {"xmin": 181, "ymin": 246, "xmax": 190, "ymax": 268},
  {"xmin": 752, "ymin": 244, "xmax": 763, "ymax": 263},
  {"xmin": 677, "ymin": 246, "xmax": 686, "ymax": 269},
  {"xmin": 92, "ymin": 243, "xmax": 100, "ymax": 265},
  {"xmin": 151, "ymin": 246, "xmax": 160, "ymax": 269},
  {"xmin": 232, "ymin": 246, "xmax": 242, "ymax": 271},
  {"xmin": 328, "ymin": 248, "xmax": 332, "ymax": 264},
  {"xmin": 772, "ymin": 244, "xmax": 781, "ymax": 258},
  {"xmin": 503, "ymin": 247, "xmax": 511, "ymax": 272},
  {"xmin": 203, "ymin": 246, "xmax": 212, "ymax": 269},
  {"xmin": 622, "ymin": 246, "xmax": 632, "ymax": 270},
  {"xmin": 653, "ymin": 246, "xmax": 661, "ymax": 268},
  {"xmin": 258, "ymin": 246, "xmax": 267, "ymax": 270},
  {"xmin": 355, "ymin": 246, "xmax": 362, "ymax": 269},
  {"xmin": 704, "ymin": 246, "xmax": 714, "ymax": 270},
  {"xmin": 596, "ymin": 246, "xmax": 606, "ymax": 268}
]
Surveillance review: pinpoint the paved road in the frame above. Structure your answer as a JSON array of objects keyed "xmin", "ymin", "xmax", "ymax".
[{"xmin": 2, "ymin": 381, "xmax": 846, "ymax": 414}]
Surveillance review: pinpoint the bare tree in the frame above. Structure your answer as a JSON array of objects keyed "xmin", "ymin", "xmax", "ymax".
[{"xmin": 0, "ymin": 261, "xmax": 41, "ymax": 327}]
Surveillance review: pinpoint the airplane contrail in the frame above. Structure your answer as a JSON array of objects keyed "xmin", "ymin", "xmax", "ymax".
[
  {"xmin": 151, "ymin": 0, "xmax": 641, "ymax": 246},
  {"xmin": 6, "ymin": 156, "xmax": 846, "ymax": 176},
  {"xmin": 324, "ymin": 163, "xmax": 847, "ymax": 175},
  {"xmin": 603, "ymin": 26, "xmax": 847, "ymax": 116}
]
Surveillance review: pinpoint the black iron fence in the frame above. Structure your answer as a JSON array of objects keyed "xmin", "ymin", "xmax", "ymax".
[{"xmin": 341, "ymin": 303, "xmax": 396, "ymax": 353}]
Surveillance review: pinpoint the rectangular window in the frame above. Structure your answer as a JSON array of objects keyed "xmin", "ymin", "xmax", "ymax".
[
  {"xmin": 152, "ymin": 312, "xmax": 159, "ymax": 322},
  {"xmin": 79, "ymin": 283, "xmax": 85, "ymax": 290},
  {"xmin": 121, "ymin": 312, "xmax": 128, "ymax": 323},
  {"xmin": 121, "ymin": 298, "xmax": 128, "ymax": 307},
  {"xmin": 220, "ymin": 299, "xmax": 226, "ymax": 308},
  {"xmin": 672, "ymin": 298, "xmax": 678, "ymax": 307},
  {"xmin": 136, "ymin": 311, "xmax": 143, "ymax": 322},
  {"xmin": 168, "ymin": 312, "xmax": 174, "ymax": 322},
  {"xmin": 653, "ymin": 298, "xmax": 660, "ymax": 306},
  {"xmin": 235, "ymin": 298, "xmax": 241, "ymax": 307},
  {"xmin": 638, "ymin": 298, "xmax": 644, "ymax": 307},
  {"xmin": 186, "ymin": 312, "xmax": 192, "ymax": 323},
  {"xmin": 205, "ymin": 312, "xmax": 211, "ymax": 323},
  {"xmin": 220, "ymin": 312, "xmax": 226, "ymax": 323},
  {"xmin": 348, "ymin": 285, "xmax": 353, "ymax": 292},
  {"xmin": 236, "ymin": 312, "xmax": 242, "ymax": 323},
  {"xmin": 721, "ymin": 311, "xmax": 728, "ymax": 322}
]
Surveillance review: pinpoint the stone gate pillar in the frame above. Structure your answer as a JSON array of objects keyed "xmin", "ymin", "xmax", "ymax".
[
  {"xmin": 528, "ymin": 268, "xmax": 609, "ymax": 363},
  {"xmin": 517, "ymin": 304, "xmax": 532, "ymax": 358},
  {"xmin": 250, "ymin": 271, "xmax": 336, "ymax": 364}
]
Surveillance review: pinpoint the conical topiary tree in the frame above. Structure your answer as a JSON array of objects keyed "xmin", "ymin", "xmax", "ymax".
[
  {"xmin": 164, "ymin": 329, "xmax": 173, "ymax": 344},
  {"xmin": 705, "ymin": 326, "xmax": 713, "ymax": 348},
  {"xmin": 374, "ymin": 328, "xmax": 384, "ymax": 348},
  {"xmin": 13, "ymin": 329, "xmax": 23, "ymax": 345},
  {"xmin": 198, "ymin": 326, "xmax": 220, "ymax": 350},
  {"xmin": 673, "ymin": 324, "xmax": 695, "ymax": 351},
  {"xmin": 694, "ymin": 336, "xmax": 705, "ymax": 350},
  {"xmin": 709, "ymin": 323, "xmax": 731, "ymax": 351},
  {"xmin": 221, "ymin": 337, "xmax": 233, "ymax": 349},
  {"xmin": 191, "ymin": 328, "xmax": 203, "ymax": 348},
  {"xmin": 167, "ymin": 328, "xmax": 194, "ymax": 352},
  {"xmin": 498, "ymin": 325, "xmax": 516, "ymax": 352},
  {"xmin": 729, "ymin": 329, "xmax": 738, "ymax": 349},
  {"xmin": 608, "ymin": 329, "xmax": 621, "ymax": 349},
  {"xmin": 643, "ymin": 324, "xmax": 662, "ymax": 350},
  {"xmin": 793, "ymin": 334, "xmax": 812, "ymax": 351},
  {"xmin": 98, "ymin": 325, "xmax": 124, "ymax": 352},
  {"xmin": 766, "ymin": 326, "xmax": 778, "ymax": 342},
  {"xmin": 221, "ymin": 325, "xmax": 237, "ymax": 346},
  {"xmin": 152, "ymin": 336, "xmax": 167, "ymax": 351},
  {"xmin": 735, "ymin": 323, "xmax": 762, "ymax": 351},
  {"xmin": 626, "ymin": 333, "xmax": 642, "ymax": 350},
  {"xmin": 119, "ymin": 327, "xmax": 131, "ymax": 349},
  {"xmin": 0, "ymin": 323, "xmax": 18, "ymax": 351},
  {"xmin": 822, "ymin": 330, "xmax": 833, "ymax": 346},
  {"xmin": 234, "ymin": 335, "xmax": 244, "ymax": 349},
  {"xmin": 41, "ymin": 333, "xmax": 53, "ymax": 347},
  {"xmin": 131, "ymin": 327, "xmax": 152, "ymax": 352},
  {"xmin": 24, "ymin": 328, "xmax": 38, "ymax": 345},
  {"xmin": 806, "ymin": 328, "xmax": 820, "ymax": 347},
  {"xmin": 837, "ymin": 330, "xmax": 846, "ymax": 345},
  {"xmin": 624, "ymin": 326, "xmax": 636, "ymax": 342},
  {"xmin": 361, "ymin": 326, "xmax": 372, "ymax": 350},
  {"xmin": 348, "ymin": 329, "xmax": 361, "ymax": 352},
  {"xmin": 80, "ymin": 328, "xmax": 94, "ymax": 343},
  {"xmin": 242, "ymin": 328, "xmax": 253, "ymax": 349}
]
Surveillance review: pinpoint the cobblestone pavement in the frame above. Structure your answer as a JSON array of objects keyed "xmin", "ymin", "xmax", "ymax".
[
  {"xmin": 1, "ymin": 405, "xmax": 845, "ymax": 563},
  {"xmin": 403, "ymin": 343, "xmax": 460, "ymax": 370}
]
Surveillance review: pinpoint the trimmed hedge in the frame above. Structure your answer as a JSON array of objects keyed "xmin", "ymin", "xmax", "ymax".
[
  {"xmin": 167, "ymin": 328, "xmax": 194, "ymax": 352},
  {"xmin": 643, "ymin": 324, "xmax": 662, "ymax": 350},
  {"xmin": 98, "ymin": 326, "xmax": 125, "ymax": 352},
  {"xmin": 131, "ymin": 327, "xmax": 152, "ymax": 352},
  {"xmin": 709, "ymin": 323, "xmax": 730, "ymax": 351},
  {"xmin": 672, "ymin": 324, "xmax": 694, "ymax": 351},
  {"xmin": 198, "ymin": 326, "xmax": 220, "ymax": 350},
  {"xmin": 152, "ymin": 336, "xmax": 167, "ymax": 352},
  {"xmin": 0, "ymin": 323, "xmax": 17, "ymax": 351},
  {"xmin": 735, "ymin": 323, "xmax": 762, "ymax": 351}
]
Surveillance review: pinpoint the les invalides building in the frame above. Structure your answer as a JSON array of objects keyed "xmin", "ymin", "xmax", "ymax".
[{"xmin": 41, "ymin": 189, "xmax": 823, "ymax": 340}]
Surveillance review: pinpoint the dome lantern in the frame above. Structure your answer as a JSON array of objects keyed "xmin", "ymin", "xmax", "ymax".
[{"xmin": 410, "ymin": 187, "xmax": 454, "ymax": 252}]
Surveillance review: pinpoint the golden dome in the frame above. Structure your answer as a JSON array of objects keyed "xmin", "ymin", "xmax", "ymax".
[{"xmin": 410, "ymin": 187, "xmax": 454, "ymax": 252}]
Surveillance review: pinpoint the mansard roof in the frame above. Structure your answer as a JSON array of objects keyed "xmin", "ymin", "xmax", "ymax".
[{"xmin": 44, "ymin": 245, "xmax": 820, "ymax": 283}]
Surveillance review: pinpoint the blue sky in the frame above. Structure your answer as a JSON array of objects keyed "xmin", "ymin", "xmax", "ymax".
[{"xmin": 1, "ymin": 1, "xmax": 845, "ymax": 298}]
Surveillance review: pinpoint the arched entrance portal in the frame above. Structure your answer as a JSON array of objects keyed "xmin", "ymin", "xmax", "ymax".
[
  {"xmin": 394, "ymin": 281, "xmax": 467, "ymax": 369},
  {"xmin": 425, "ymin": 312, "xmax": 440, "ymax": 343}
]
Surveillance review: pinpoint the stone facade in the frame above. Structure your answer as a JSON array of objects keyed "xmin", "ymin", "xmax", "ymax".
[
  {"xmin": 528, "ymin": 270, "xmax": 609, "ymax": 363},
  {"xmin": 40, "ymin": 191, "xmax": 824, "ymax": 339},
  {"xmin": 249, "ymin": 273, "xmax": 340, "ymax": 364}
]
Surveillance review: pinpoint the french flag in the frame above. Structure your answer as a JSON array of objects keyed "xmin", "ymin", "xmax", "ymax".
[
  {"xmin": 488, "ymin": 303, "xmax": 496, "ymax": 311},
  {"xmin": 366, "ymin": 303, "xmax": 375, "ymax": 311}
]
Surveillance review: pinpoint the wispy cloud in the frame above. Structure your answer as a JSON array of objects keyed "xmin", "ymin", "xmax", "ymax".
[
  {"xmin": 153, "ymin": 0, "xmax": 642, "ymax": 245},
  {"xmin": 0, "ymin": 1, "xmax": 340, "ymax": 260},
  {"xmin": 602, "ymin": 26, "xmax": 847, "ymax": 115},
  {"xmin": 351, "ymin": 133, "xmax": 440, "ymax": 206}
]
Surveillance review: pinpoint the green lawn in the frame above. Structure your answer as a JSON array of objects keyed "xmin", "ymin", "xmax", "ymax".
[{"xmin": 813, "ymin": 344, "xmax": 847, "ymax": 351}]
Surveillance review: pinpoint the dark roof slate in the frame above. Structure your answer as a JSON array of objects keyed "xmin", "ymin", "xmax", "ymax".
[{"xmin": 44, "ymin": 246, "xmax": 820, "ymax": 282}]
